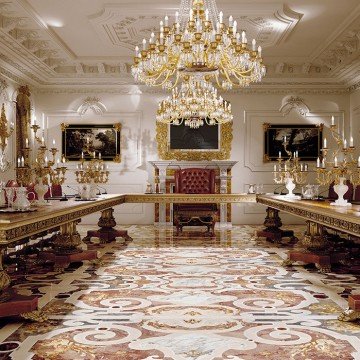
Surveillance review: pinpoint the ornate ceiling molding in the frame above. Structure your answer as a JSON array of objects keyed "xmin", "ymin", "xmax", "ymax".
[
  {"xmin": 0, "ymin": 0, "xmax": 356, "ymax": 89},
  {"xmin": 77, "ymin": 96, "xmax": 107, "ymax": 115},
  {"xmin": 33, "ymin": 85, "xmax": 348, "ymax": 96},
  {"xmin": 89, "ymin": 3, "xmax": 302, "ymax": 52},
  {"xmin": 279, "ymin": 95, "xmax": 310, "ymax": 116},
  {"xmin": 0, "ymin": 77, "xmax": 9, "ymax": 102},
  {"xmin": 348, "ymin": 81, "xmax": 360, "ymax": 93}
]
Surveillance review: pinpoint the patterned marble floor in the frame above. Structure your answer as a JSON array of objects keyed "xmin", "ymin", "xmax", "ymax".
[{"xmin": 0, "ymin": 225, "xmax": 360, "ymax": 360}]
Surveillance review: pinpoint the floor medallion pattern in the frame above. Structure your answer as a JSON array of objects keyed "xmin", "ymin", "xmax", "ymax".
[{"xmin": 0, "ymin": 225, "xmax": 359, "ymax": 359}]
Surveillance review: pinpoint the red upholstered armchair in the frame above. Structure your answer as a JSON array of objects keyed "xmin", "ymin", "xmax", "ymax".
[{"xmin": 173, "ymin": 168, "xmax": 217, "ymax": 235}]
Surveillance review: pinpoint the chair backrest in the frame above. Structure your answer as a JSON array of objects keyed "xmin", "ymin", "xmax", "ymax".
[
  {"xmin": 174, "ymin": 168, "xmax": 216, "ymax": 194},
  {"xmin": 328, "ymin": 180, "xmax": 353, "ymax": 201},
  {"xmin": 45, "ymin": 184, "xmax": 63, "ymax": 198},
  {"xmin": 354, "ymin": 185, "xmax": 360, "ymax": 202}
]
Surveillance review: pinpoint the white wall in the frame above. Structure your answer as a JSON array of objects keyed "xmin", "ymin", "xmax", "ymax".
[
  {"xmin": 25, "ymin": 89, "xmax": 350, "ymax": 225},
  {"xmin": 0, "ymin": 78, "xmax": 19, "ymax": 184}
]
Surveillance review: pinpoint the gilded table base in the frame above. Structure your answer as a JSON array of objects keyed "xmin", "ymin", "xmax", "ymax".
[
  {"xmin": 257, "ymin": 207, "xmax": 297, "ymax": 243},
  {"xmin": 0, "ymin": 290, "xmax": 38, "ymax": 319},
  {"xmin": 338, "ymin": 295, "xmax": 360, "ymax": 322},
  {"xmin": 283, "ymin": 221, "xmax": 347, "ymax": 273},
  {"xmin": 83, "ymin": 208, "xmax": 132, "ymax": 244},
  {"xmin": 39, "ymin": 250, "xmax": 99, "ymax": 272},
  {"xmin": 40, "ymin": 221, "xmax": 99, "ymax": 272}
]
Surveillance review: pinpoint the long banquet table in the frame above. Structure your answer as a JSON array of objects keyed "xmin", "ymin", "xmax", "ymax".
[{"xmin": 257, "ymin": 194, "xmax": 360, "ymax": 237}]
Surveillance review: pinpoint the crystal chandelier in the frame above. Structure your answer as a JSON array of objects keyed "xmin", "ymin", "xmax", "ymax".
[
  {"xmin": 156, "ymin": 75, "xmax": 233, "ymax": 128},
  {"xmin": 132, "ymin": 0, "xmax": 266, "ymax": 90}
]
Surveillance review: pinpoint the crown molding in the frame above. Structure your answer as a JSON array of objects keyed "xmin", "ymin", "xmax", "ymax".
[{"xmin": 32, "ymin": 83, "xmax": 348, "ymax": 95}]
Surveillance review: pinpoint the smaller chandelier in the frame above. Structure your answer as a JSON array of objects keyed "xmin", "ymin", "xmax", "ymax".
[{"xmin": 156, "ymin": 75, "xmax": 233, "ymax": 128}]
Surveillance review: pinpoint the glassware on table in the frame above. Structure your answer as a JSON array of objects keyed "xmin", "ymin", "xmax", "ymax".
[
  {"xmin": 256, "ymin": 184, "xmax": 264, "ymax": 194},
  {"xmin": 302, "ymin": 184, "xmax": 315, "ymax": 199},
  {"xmin": 4, "ymin": 187, "xmax": 15, "ymax": 208},
  {"xmin": 248, "ymin": 184, "xmax": 256, "ymax": 194},
  {"xmin": 12, "ymin": 187, "xmax": 35, "ymax": 211},
  {"xmin": 313, "ymin": 184, "xmax": 320, "ymax": 199}
]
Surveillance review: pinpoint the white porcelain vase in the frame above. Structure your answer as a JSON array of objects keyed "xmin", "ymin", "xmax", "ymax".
[
  {"xmin": 331, "ymin": 177, "xmax": 351, "ymax": 207},
  {"xmin": 34, "ymin": 180, "xmax": 49, "ymax": 205},
  {"xmin": 285, "ymin": 177, "xmax": 296, "ymax": 198}
]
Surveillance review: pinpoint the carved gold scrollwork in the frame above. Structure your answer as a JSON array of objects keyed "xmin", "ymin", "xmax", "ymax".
[
  {"xmin": 0, "ymin": 252, "xmax": 11, "ymax": 293},
  {"xmin": 98, "ymin": 208, "xmax": 117, "ymax": 228},
  {"xmin": 60, "ymin": 123, "xmax": 69, "ymax": 132},
  {"xmin": 52, "ymin": 221, "xmax": 82, "ymax": 253}
]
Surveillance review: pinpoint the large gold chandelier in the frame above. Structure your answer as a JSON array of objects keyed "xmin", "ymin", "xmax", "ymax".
[
  {"xmin": 132, "ymin": 0, "xmax": 266, "ymax": 90},
  {"xmin": 156, "ymin": 75, "xmax": 233, "ymax": 128}
]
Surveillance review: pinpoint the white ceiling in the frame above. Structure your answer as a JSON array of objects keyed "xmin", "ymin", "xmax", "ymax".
[{"xmin": 0, "ymin": 0, "xmax": 359, "ymax": 92}]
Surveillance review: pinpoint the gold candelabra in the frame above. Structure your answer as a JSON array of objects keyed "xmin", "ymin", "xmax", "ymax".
[
  {"xmin": 16, "ymin": 121, "xmax": 67, "ymax": 187},
  {"xmin": 316, "ymin": 117, "xmax": 360, "ymax": 205},
  {"xmin": 273, "ymin": 137, "xmax": 308, "ymax": 197},
  {"xmin": 0, "ymin": 103, "xmax": 14, "ymax": 172},
  {"xmin": 75, "ymin": 151, "xmax": 109, "ymax": 184}
]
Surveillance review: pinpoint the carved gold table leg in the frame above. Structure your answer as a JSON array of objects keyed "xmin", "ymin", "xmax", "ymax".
[
  {"xmin": 257, "ymin": 207, "xmax": 297, "ymax": 243},
  {"xmin": 339, "ymin": 295, "xmax": 360, "ymax": 322},
  {"xmin": 286, "ymin": 221, "xmax": 347, "ymax": 273},
  {"xmin": 0, "ymin": 248, "xmax": 39, "ymax": 319},
  {"xmin": 83, "ymin": 208, "xmax": 132, "ymax": 244},
  {"xmin": 40, "ymin": 221, "xmax": 99, "ymax": 272}
]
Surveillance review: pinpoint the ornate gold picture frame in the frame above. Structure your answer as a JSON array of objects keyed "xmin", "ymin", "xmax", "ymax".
[
  {"xmin": 61, "ymin": 123, "xmax": 121, "ymax": 162},
  {"xmin": 156, "ymin": 122, "xmax": 233, "ymax": 160},
  {"xmin": 263, "ymin": 123, "xmax": 323, "ymax": 162}
]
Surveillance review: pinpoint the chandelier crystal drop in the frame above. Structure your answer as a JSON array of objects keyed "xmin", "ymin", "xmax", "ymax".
[
  {"xmin": 132, "ymin": 0, "xmax": 266, "ymax": 90},
  {"xmin": 156, "ymin": 76, "xmax": 233, "ymax": 129}
]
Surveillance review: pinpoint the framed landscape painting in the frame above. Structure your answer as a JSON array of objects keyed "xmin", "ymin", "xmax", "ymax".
[
  {"xmin": 263, "ymin": 123, "xmax": 323, "ymax": 162},
  {"xmin": 61, "ymin": 123, "xmax": 121, "ymax": 162}
]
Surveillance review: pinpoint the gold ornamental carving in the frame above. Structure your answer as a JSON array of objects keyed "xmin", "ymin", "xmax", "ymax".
[
  {"xmin": 98, "ymin": 208, "xmax": 117, "ymax": 228},
  {"xmin": 0, "ymin": 254, "xmax": 11, "ymax": 293},
  {"xmin": 15, "ymin": 85, "xmax": 31, "ymax": 158},
  {"xmin": 156, "ymin": 122, "xmax": 233, "ymax": 161}
]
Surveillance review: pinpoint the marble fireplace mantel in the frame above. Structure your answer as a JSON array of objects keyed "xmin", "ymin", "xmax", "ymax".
[{"xmin": 149, "ymin": 161, "xmax": 238, "ymax": 227}]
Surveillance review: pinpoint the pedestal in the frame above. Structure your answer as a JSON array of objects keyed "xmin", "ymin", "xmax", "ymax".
[
  {"xmin": 83, "ymin": 208, "xmax": 132, "ymax": 243},
  {"xmin": 257, "ymin": 207, "xmax": 297, "ymax": 243},
  {"xmin": 0, "ymin": 250, "xmax": 39, "ymax": 320},
  {"xmin": 339, "ymin": 295, "xmax": 360, "ymax": 322},
  {"xmin": 283, "ymin": 221, "xmax": 347, "ymax": 273},
  {"xmin": 40, "ymin": 220, "xmax": 99, "ymax": 271}
]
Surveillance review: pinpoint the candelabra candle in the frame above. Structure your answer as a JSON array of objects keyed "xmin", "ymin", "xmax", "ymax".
[{"xmin": 316, "ymin": 119, "xmax": 360, "ymax": 206}]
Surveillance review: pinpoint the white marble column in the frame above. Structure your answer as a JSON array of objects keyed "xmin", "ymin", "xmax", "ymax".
[
  {"xmin": 157, "ymin": 165, "xmax": 168, "ymax": 225},
  {"xmin": 219, "ymin": 166, "xmax": 230, "ymax": 228}
]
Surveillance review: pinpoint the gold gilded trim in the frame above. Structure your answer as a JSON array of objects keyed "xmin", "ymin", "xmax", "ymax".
[
  {"xmin": 156, "ymin": 122, "xmax": 233, "ymax": 160},
  {"xmin": 113, "ymin": 123, "xmax": 122, "ymax": 132},
  {"xmin": 125, "ymin": 193, "xmax": 256, "ymax": 204},
  {"xmin": 60, "ymin": 123, "xmax": 69, "ymax": 132}
]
